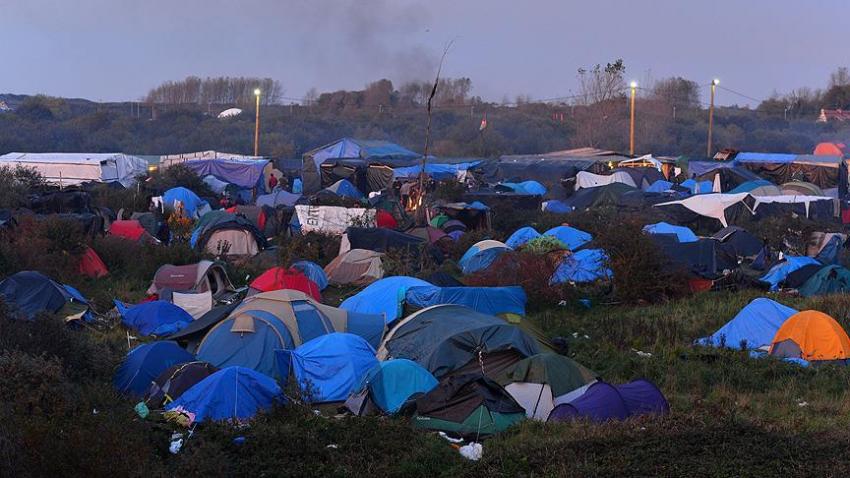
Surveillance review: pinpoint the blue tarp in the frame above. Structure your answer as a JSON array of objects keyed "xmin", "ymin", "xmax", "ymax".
[
  {"xmin": 681, "ymin": 179, "xmax": 714, "ymax": 194},
  {"xmin": 734, "ymin": 152, "xmax": 798, "ymax": 163},
  {"xmin": 293, "ymin": 178, "xmax": 303, "ymax": 194},
  {"xmin": 277, "ymin": 333, "xmax": 378, "ymax": 403},
  {"xmin": 645, "ymin": 180, "xmax": 674, "ymax": 193},
  {"xmin": 116, "ymin": 300, "xmax": 193, "ymax": 337},
  {"xmin": 551, "ymin": 249, "xmax": 612, "ymax": 284},
  {"xmin": 162, "ymin": 187, "xmax": 207, "ymax": 218},
  {"xmin": 114, "ymin": 341, "xmax": 194, "ymax": 397},
  {"xmin": 542, "ymin": 200, "xmax": 572, "ymax": 213},
  {"xmin": 182, "ymin": 159, "xmax": 269, "ymax": 190},
  {"xmin": 323, "ymin": 179, "xmax": 364, "ymax": 200},
  {"xmin": 356, "ymin": 359, "xmax": 438, "ymax": 414},
  {"xmin": 729, "ymin": 179, "xmax": 774, "ymax": 194},
  {"xmin": 643, "ymin": 222, "xmax": 699, "ymax": 243},
  {"xmin": 166, "ymin": 366, "xmax": 283, "ymax": 422},
  {"xmin": 393, "ymin": 161, "xmax": 482, "ymax": 180},
  {"xmin": 341, "ymin": 276, "xmax": 433, "ymax": 324},
  {"xmin": 695, "ymin": 298, "xmax": 798, "ymax": 350},
  {"xmin": 256, "ymin": 190, "xmax": 301, "ymax": 208},
  {"xmin": 760, "ymin": 256, "xmax": 821, "ymax": 291},
  {"xmin": 505, "ymin": 226, "xmax": 541, "ymax": 249},
  {"xmin": 500, "ymin": 181, "xmax": 547, "ymax": 196},
  {"xmin": 459, "ymin": 242, "xmax": 511, "ymax": 275},
  {"xmin": 309, "ymin": 138, "xmax": 420, "ymax": 169},
  {"xmin": 291, "ymin": 260, "xmax": 329, "ymax": 290},
  {"xmin": 543, "ymin": 226, "xmax": 592, "ymax": 251},
  {"xmin": 405, "ymin": 285, "xmax": 527, "ymax": 316}
]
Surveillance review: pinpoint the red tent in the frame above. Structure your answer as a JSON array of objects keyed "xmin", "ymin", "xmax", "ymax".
[
  {"xmin": 376, "ymin": 209, "xmax": 398, "ymax": 229},
  {"xmin": 249, "ymin": 267, "xmax": 322, "ymax": 301},
  {"xmin": 108, "ymin": 220, "xmax": 147, "ymax": 241},
  {"xmin": 78, "ymin": 247, "xmax": 108, "ymax": 278}
]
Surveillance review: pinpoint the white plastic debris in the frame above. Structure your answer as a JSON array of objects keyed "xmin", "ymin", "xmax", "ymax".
[
  {"xmin": 797, "ymin": 401, "xmax": 809, "ymax": 407},
  {"xmin": 169, "ymin": 433, "xmax": 184, "ymax": 454},
  {"xmin": 326, "ymin": 444, "xmax": 338, "ymax": 449},
  {"xmin": 438, "ymin": 432, "xmax": 464, "ymax": 443},
  {"xmin": 92, "ymin": 408, "xmax": 98, "ymax": 415},
  {"xmin": 632, "ymin": 348, "xmax": 653, "ymax": 358},
  {"xmin": 459, "ymin": 442, "xmax": 483, "ymax": 461}
]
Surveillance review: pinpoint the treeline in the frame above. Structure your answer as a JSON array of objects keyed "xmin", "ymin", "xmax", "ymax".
[
  {"xmin": 307, "ymin": 78, "xmax": 479, "ymax": 113},
  {"xmin": 145, "ymin": 76, "xmax": 283, "ymax": 107},
  {"xmin": 758, "ymin": 67, "xmax": 850, "ymax": 119}
]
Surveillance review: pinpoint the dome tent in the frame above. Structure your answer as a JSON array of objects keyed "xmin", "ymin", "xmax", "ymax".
[
  {"xmin": 505, "ymin": 226, "xmax": 541, "ymax": 249},
  {"xmin": 548, "ymin": 379, "xmax": 669, "ymax": 423},
  {"xmin": 542, "ymin": 225, "xmax": 592, "ymax": 250},
  {"xmin": 166, "ymin": 366, "xmax": 283, "ymax": 422},
  {"xmin": 144, "ymin": 361, "xmax": 218, "ymax": 407},
  {"xmin": 248, "ymin": 267, "xmax": 322, "ymax": 301},
  {"xmin": 291, "ymin": 260, "xmax": 329, "ymax": 291},
  {"xmin": 115, "ymin": 300, "xmax": 193, "ymax": 337},
  {"xmin": 114, "ymin": 341, "xmax": 194, "ymax": 397},
  {"xmin": 0, "ymin": 271, "xmax": 91, "ymax": 322},
  {"xmin": 769, "ymin": 310, "xmax": 850, "ymax": 364},
  {"xmin": 459, "ymin": 240, "xmax": 511, "ymax": 275},
  {"xmin": 340, "ymin": 276, "xmax": 433, "ymax": 324},
  {"xmin": 345, "ymin": 359, "xmax": 438, "ymax": 415},
  {"xmin": 696, "ymin": 298, "xmax": 798, "ymax": 350}
]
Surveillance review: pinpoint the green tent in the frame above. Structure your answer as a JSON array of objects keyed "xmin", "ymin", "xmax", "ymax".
[{"xmin": 799, "ymin": 265, "xmax": 850, "ymax": 297}]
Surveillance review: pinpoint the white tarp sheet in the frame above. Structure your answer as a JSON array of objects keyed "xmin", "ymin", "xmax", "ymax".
[
  {"xmin": 575, "ymin": 171, "xmax": 637, "ymax": 190},
  {"xmin": 294, "ymin": 205, "xmax": 376, "ymax": 235},
  {"xmin": 655, "ymin": 193, "xmax": 751, "ymax": 227},
  {"xmin": 0, "ymin": 152, "xmax": 147, "ymax": 187}
]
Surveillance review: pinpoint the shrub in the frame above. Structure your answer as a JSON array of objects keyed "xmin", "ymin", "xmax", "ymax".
[
  {"xmin": 277, "ymin": 232, "xmax": 340, "ymax": 267},
  {"xmin": 146, "ymin": 164, "xmax": 214, "ymax": 198},
  {"xmin": 0, "ymin": 216, "xmax": 86, "ymax": 283},
  {"xmin": 0, "ymin": 165, "xmax": 47, "ymax": 209},
  {"xmin": 465, "ymin": 251, "xmax": 573, "ymax": 305}
]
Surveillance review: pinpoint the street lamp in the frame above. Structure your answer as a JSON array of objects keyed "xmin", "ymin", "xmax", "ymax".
[
  {"xmin": 707, "ymin": 79, "xmax": 719, "ymax": 158},
  {"xmin": 253, "ymin": 88, "xmax": 261, "ymax": 156},
  {"xmin": 629, "ymin": 81, "xmax": 637, "ymax": 156}
]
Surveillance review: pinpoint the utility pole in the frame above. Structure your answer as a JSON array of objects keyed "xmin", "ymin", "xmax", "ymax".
[
  {"xmin": 707, "ymin": 79, "xmax": 719, "ymax": 158},
  {"xmin": 253, "ymin": 89, "xmax": 261, "ymax": 156},
  {"xmin": 629, "ymin": 81, "xmax": 637, "ymax": 156}
]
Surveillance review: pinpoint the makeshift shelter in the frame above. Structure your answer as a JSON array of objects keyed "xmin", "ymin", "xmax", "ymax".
[
  {"xmin": 345, "ymin": 359, "xmax": 438, "ymax": 415},
  {"xmin": 799, "ymin": 265, "xmax": 850, "ymax": 297},
  {"xmin": 406, "ymin": 226, "xmax": 450, "ymax": 245},
  {"xmin": 145, "ymin": 361, "xmax": 218, "ymax": 407},
  {"xmin": 643, "ymin": 222, "xmax": 698, "ymax": 243},
  {"xmin": 292, "ymin": 205, "xmax": 376, "ymax": 235},
  {"xmin": 341, "ymin": 276, "xmax": 433, "ymax": 324},
  {"xmin": 165, "ymin": 366, "xmax": 283, "ymax": 422},
  {"xmin": 495, "ymin": 353, "xmax": 597, "ymax": 420},
  {"xmin": 116, "ymin": 300, "xmax": 193, "ymax": 337},
  {"xmin": 505, "ymin": 227, "xmax": 542, "ymax": 249},
  {"xmin": 459, "ymin": 240, "xmax": 511, "ymax": 275},
  {"xmin": 413, "ymin": 374, "xmax": 526, "ymax": 437},
  {"xmin": 191, "ymin": 212, "xmax": 267, "ymax": 256},
  {"xmin": 277, "ymin": 333, "xmax": 379, "ymax": 403},
  {"xmin": 567, "ymin": 183, "xmax": 643, "ymax": 211},
  {"xmin": 781, "ymin": 181, "xmax": 824, "ymax": 196},
  {"xmin": 324, "ymin": 249, "xmax": 384, "ymax": 286},
  {"xmin": 393, "ymin": 159, "xmax": 482, "ymax": 181},
  {"xmin": 340, "ymin": 227, "xmax": 425, "ymax": 255},
  {"xmin": 302, "ymin": 138, "xmax": 420, "ymax": 193},
  {"xmin": 728, "ymin": 180, "xmax": 782, "ymax": 197},
  {"xmin": 0, "ymin": 152, "xmax": 147, "ymax": 187},
  {"xmin": 495, "ymin": 180, "xmax": 548, "ymax": 196},
  {"xmin": 291, "ymin": 260, "xmax": 329, "ymax": 291},
  {"xmin": 550, "ymin": 249, "xmax": 612, "ymax": 284},
  {"xmin": 543, "ymin": 226, "xmax": 592, "ymax": 250},
  {"xmin": 109, "ymin": 220, "xmax": 157, "ymax": 243},
  {"xmin": 256, "ymin": 189, "xmax": 301, "ymax": 208},
  {"xmin": 548, "ymin": 380, "xmax": 669, "ymax": 423},
  {"xmin": 432, "ymin": 202, "xmax": 491, "ymax": 230},
  {"xmin": 575, "ymin": 170, "xmax": 637, "ymax": 190},
  {"xmin": 321, "ymin": 179, "xmax": 364, "ymax": 200},
  {"xmin": 734, "ymin": 152, "xmax": 848, "ymax": 194},
  {"xmin": 114, "ymin": 341, "xmax": 194, "ymax": 397},
  {"xmin": 751, "ymin": 195, "xmax": 836, "ymax": 222},
  {"xmin": 769, "ymin": 310, "xmax": 850, "ymax": 363},
  {"xmin": 0, "ymin": 271, "xmax": 90, "ymax": 321},
  {"xmin": 377, "ymin": 304, "xmax": 541, "ymax": 378},
  {"xmin": 174, "ymin": 158, "xmax": 270, "ymax": 191},
  {"xmin": 248, "ymin": 267, "xmax": 322, "ymax": 301},
  {"xmin": 696, "ymin": 298, "xmax": 798, "ymax": 350},
  {"xmin": 196, "ymin": 290, "xmax": 384, "ymax": 377},
  {"xmin": 405, "ymin": 285, "xmax": 527, "ymax": 317},
  {"xmin": 711, "ymin": 226, "xmax": 764, "ymax": 260},
  {"xmin": 655, "ymin": 193, "xmax": 751, "ymax": 228},
  {"xmin": 161, "ymin": 187, "xmax": 209, "ymax": 218},
  {"xmin": 681, "ymin": 179, "xmax": 714, "ymax": 194},
  {"xmin": 696, "ymin": 166, "xmax": 761, "ymax": 192},
  {"xmin": 651, "ymin": 236, "xmax": 738, "ymax": 279},
  {"xmin": 148, "ymin": 260, "xmax": 233, "ymax": 301},
  {"xmin": 760, "ymin": 256, "xmax": 821, "ymax": 291}
]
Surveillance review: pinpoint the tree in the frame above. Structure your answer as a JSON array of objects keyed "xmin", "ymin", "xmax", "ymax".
[
  {"xmin": 651, "ymin": 77, "xmax": 700, "ymax": 109},
  {"xmin": 576, "ymin": 59, "xmax": 626, "ymax": 105}
]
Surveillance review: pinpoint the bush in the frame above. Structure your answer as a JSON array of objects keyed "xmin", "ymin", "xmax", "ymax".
[
  {"xmin": 0, "ymin": 165, "xmax": 47, "ymax": 209},
  {"xmin": 277, "ymin": 232, "xmax": 341, "ymax": 267},
  {"xmin": 465, "ymin": 251, "xmax": 573, "ymax": 305},
  {"xmin": 146, "ymin": 164, "xmax": 214, "ymax": 198},
  {"xmin": 0, "ymin": 216, "xmax": 87, "ymax": 283}
]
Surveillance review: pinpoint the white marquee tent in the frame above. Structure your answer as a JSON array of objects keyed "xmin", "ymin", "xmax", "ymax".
[{"xmin": 0, "ymin": 152, "xmax": 147, "ymax": 187}]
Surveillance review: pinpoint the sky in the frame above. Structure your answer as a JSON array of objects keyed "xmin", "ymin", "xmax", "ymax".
[{"xmin": 0, "ymin": 0, "xmax": 847, "ymax": 106}]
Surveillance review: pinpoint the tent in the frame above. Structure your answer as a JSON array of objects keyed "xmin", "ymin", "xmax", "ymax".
[
  {"xmin": 799, "ymin": 265, "xmax": 850, "ymax": 297},
  {"xmin": 405, "ymin": 285, "xmax": 527, "ymax": 317},
  {"xmin": 164, "ymin": 302, "xmax": 241, "ymax": 352},
  {"xmin": 769, "ymin": 310, "xmax": 850, "ymax": 363},
  {"xmin": 496, "ymin": 180, "xmax": 548, "ymax": 196},
  {"xmin": 324, "ymin": 249, "xmax": 384, "ymax": 286},
  {"xmin": 109, "ymin": 220, "xmax": 156, "ymax": 243},
  {"xmin": 116, "ymin": 300, "xmax": 193, "ymax": 337},
  {"xmin": 495, "ymin": 353, "xmax": 597, "ymax": 420},
  {"xmin": 248, "ymin": 267, "xmax": 322, "ymax": 301},
  {"xmin": 321, "ymin": 179, "xmax": 364, "ymax": 200},
  {"xmin": 147, "ymin": 260, "xmax": 234, "ymax": 300},
  {"xmin": 645, "ymin": 180, "xmax": 674, "ymax": 193},
  {"xmin": 760, "ymin": 256, "xmax": 821, "ymax": 291},
  {"xmin": 191, "ymin": 211, "xmax": 267, "ymax": 256},
  {"xmin": 165, "ymin": 366, "xmax": 283, "ymax": 422},
  {"xmin": 302, "ymin": 138, "xmax": 420, "ymax": 193},
  {"xmin": 781, "ymin": 181, "xmax": 824, "ymax": 196},
  {"xmin": 78, "ymin": 247, "xmax": 108, "ymax": 278},
  {"xmin": 728, "ymin": 180, "xmax": 782, "ymax": 196},
  {"xmin": 196, "ymin": 290, "xmax": 384, "ymax": 377},
  {"xmin": 277, "ymin": 333, "xmax": 378, "ymax": 403},
  {"xmin": 548, "ymin": 379, "xmax": 669, "ymax": 423},
  {"xmin": 681, "ymin": 179, "xmax": 714, "ymax": 194},
  {"xmin": 542, "ymin": 226, "xmax": 592, "ymax": 250},
  {"xmin": 377, "ymin": 304, "xmax": 541, "ymax": 378},
  {"xmin": 144, "ymin": 361, "xmax": 218, "ymax": 407},
  {"xmin": 459, "ymin": 240, "xmax": 511, "ymax": 275},
  {"xmin": 550, "ymin": 249, "xmax": 612, "ymax": 284},
  {"xmin": 541, "ymin": 200, "xmax": 572, "ymax": 213},
  {"xmin": 0, "ymin": 271, "xmax": 90, "ymax": 321},
  {"xmin": 113, "ymin": 341, "xmax": 194, "ymax": 397},
  {"xmin": 567, "ymin": 183, "xmax": 643, "ymax": 211},
  {"xmin": 0, "ymin": 152, "xmax": 147, "ymax": 187},
  {"xmin": 413, "ymin": 374, "xmax": 526, "ymax": 437},
  {"xmin": 291, "ymin": 260, "xmax": 329, "ymax": 291},
  {"xmin": 256, "ymin": 189, "xmax": 301, "ymax": 208},
  {"xmin": 161, "ymin": 187, "xmax": 209, "ymax": 218},
  {"xmin": 341, "ymin": 276, "xmax": 433, "ymax": 324},
  {"xmin": 643, "ymin": 222, "xmax": 698, "ymax": 243},
  {"xmin": 695, "ymin": 298, "xmax": 798, "ymax": 350},
  {"xmin": 393, "ymin": 160, "xmax": 482, "ymax": 181},
  {"xmin": 505, "ymin": 227, "xmax": 542, "ymax": 249},
  {"xmin": 340, "ymin": 227, "xmax": 425, "ymax": 255},
  {"xmin": 345, "ymin": 359, "xmax": 438, "ymax": 415},
  {"xmin": 655, "ymin": 193, "xmax": 751, "ymax": 228},
  {"xmin": 177, "ymin": 158, "xmax": 270, "ymax": 190},
  {"xmin": 711, "ymin": 226, "xmax": 764, "ymax": 260},
  {"xmin": 575, "ymin": 170, "xmax": 637, "ymax": 190},
  {"xmin": 696, "ymin": 166, "xmax": 761, "ymax": 192}
]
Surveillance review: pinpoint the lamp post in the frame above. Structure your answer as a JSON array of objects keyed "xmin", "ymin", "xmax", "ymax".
[
  {"xmin": 253, "ymin": 88, "xmax": 261, "ymax": 156},
  {"xmin": 629, "ymin": 81, "xmax": 637, "ymax": 156},
  {"xmin": 707, "ymin": 79, "xmax": 719, "ymax": 158}
]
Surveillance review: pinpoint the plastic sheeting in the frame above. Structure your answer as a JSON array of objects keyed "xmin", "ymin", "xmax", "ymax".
[
  {"xmin": 116, "ymin": 300, "xmax": 193, "ymax": 337},
  {"xmin": 181, "ymin": 159, "xmax": 269, "ymax": 189},
  {"xmin": 760, "ymin": 256, "xmax": 821, "ymax": 291},
  {"xmin": 575, "ymin": 171, "xmax": 636, "ymax": 190},
  {"xmin": 405, "ymin": 285, "xmax": 527, "ymax": 316},
  {"xmin": 643, "ymin": 222, "xmax": 698, "ymax": 243},
  {"xmin": 293, "ymin": 205, "xmax": 376, "ymax": 235},
  {"xmin": 655, "ymin": 193, "xmax": 750, "ymax": 227},
  {"xmin": 550, "ymin": 249, "xmax": 612, "ymax": 284}
]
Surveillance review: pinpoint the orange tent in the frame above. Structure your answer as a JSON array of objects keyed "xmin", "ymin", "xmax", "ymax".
[
  {"xmin": 78, "ymin": 247, "xmax": 108, "ymax": 278},
  {"xmin": 768, "ymin": 310, "xmax": 850, "ymax": 361},
  {"xmin": 813, "ymin": 142, "xmax": 845, "ymax": 156}
]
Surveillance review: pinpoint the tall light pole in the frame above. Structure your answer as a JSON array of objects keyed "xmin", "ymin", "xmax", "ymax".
[
  {"xmin": 707, "ymin": 79, "xmax": 718, "ymax": 158},
  {"xmin": 629, "ymin": 81, "xmax": 637, "ymax": 156},
  {"xmin": 253, "ymin": 88, "xmax": 261, "ymax": 156}
]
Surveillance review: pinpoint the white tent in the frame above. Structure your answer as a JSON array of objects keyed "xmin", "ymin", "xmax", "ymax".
[{"xmin": 0, "ymin": 152, "xmax": 147, "ymax": 187}]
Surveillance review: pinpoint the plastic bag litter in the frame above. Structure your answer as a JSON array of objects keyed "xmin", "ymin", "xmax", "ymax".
[
  {"xmin": 169, "ymin": 433, "xmax": 183, "ymax": 454},
  {"xmin": 134, "ymin": 402, "xmax": 150, "ymax": 419},
  {"xmin": 459, "ymin": 442, "xmax": 483, "ymax": 461},
  {"xmin": 438, "ymin": 432, "xmax": 463, "ymax": 443}
]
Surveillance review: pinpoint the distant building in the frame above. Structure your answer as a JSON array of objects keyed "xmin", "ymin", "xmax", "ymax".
[{"xmin": 817, "ymin": 108, "xmax": 850, "ymax": 123}]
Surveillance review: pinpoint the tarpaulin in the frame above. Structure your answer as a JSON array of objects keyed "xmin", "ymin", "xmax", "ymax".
[
  {"xmin": 405, "ymin": 285, "xmax": 527, "ymax": 316},
  {"xmin": 575, "ymin": 171, "xmax": 636, "ymax": 190},
  {"xmin": 182, "ymin": 159, "xmax": 269, "ymax": 189},
  {"xmin": 293, "ymin": 205, "xmax": 375, "ymax": 235}
]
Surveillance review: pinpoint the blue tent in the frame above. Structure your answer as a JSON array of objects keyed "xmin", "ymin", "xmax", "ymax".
[
  {"xmin": 760, "ymin": 256, "xmax": 820, "ymax": 291},
  {"xmin": 162, "ymin": 187, "xmax": 207, "ymax": 218},
  {"xmin": 505, "ymin": 227, "xmax": 541, "ymax": 249},
  {"xmin": 256, "ymin": 190, "xmax": 301, "ymax": 208},
  {"xmin": 341, "ymin": 276, "xmax": 432, "ymax": 324},
  {"xmin": 307, "ymin": 138, "xmax": 420, "ymax": 170},
  {"xmin": 681, "ymin": 179, "xmax": 713, "ymax": 194},
  {"xmin": 354, "ymin": 359, "xmax": 438, "ymax": 414},
  {"xmin": 393, "ymin": 161, "xmax": 482, "ymax": 180},
  {"xmin": 0, "ymin": 271, "xmax": 90, "ymax": 321},
  {"xmin": 500, "ymin": 181, "xmax": 547, "ymax": 196},
  {"xmin": 182, "ymin": 159, "xmax": 270, "ymax": 191},
  {"xmin": 643, "ymin": 222, "xmax": 698, "ymax": 243},
  {"xmin": 291, "ymin": 260, "xmax": 329, "ymax": 290},
  {"xmin": 645, "ymin": 180, "xmax": 674, "ymax": 193},
  {"xmin": 405, "ymin": 285, "xmax": 527, "ymax": 316},
  {"xmin": 114, "ymin": 341, "xmax": 194, "ymax": 397},
  {"xmin": 542, "ymin": 200, "xmax": 572, "ymax": 214},
  {"xmin": 166, "ymin": 366, "xmax": 283, "ymax": 422},
  {"xmin": 322, "ymin": 179, "xmax": 364, "ymax": 200},
  {"xmin": 695, "ymin": 298, "xmax": 798, "ymax": 350},
  {"xmin": 729, "ymin": 179, "xmax": 774, "ymax": 194},
  {"xmin": 543, "ymin": 226, "xmax": 592, "ymax": 251},
  {"xmin": 459, "ymin": 240, "xmax": 511, "ymax": 275},
  {"xmin": 277, "ymin": 333, "xmax": 378, "ymax": 403},
  {"xmin": 292, "ymin": 178, "xmax": 303, "ymax": 194},
  {"xmin": 550, "ymin": 249, "xmax": 612, "ymax": 284},
  {"xmin": 116, "ymin": 300, "xmax": 193, "ymax": 337},
  {"xmin": 548, "ymin": 380, "xmax": 668, "ymax": 423}
]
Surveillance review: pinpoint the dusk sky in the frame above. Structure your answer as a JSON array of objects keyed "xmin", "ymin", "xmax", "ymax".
[{"xmin": 1, "ymin": 0, "xmax": 846, "ymax": 106}]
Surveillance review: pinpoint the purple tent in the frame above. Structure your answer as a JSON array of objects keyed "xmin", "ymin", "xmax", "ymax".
[
  {"xmin": 182, "ymin": 159, "xmax": 269, "ymax": 189},
  {"xmin": 547, "ymin": 379, "xmax": 668, "ymax": 423}
]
